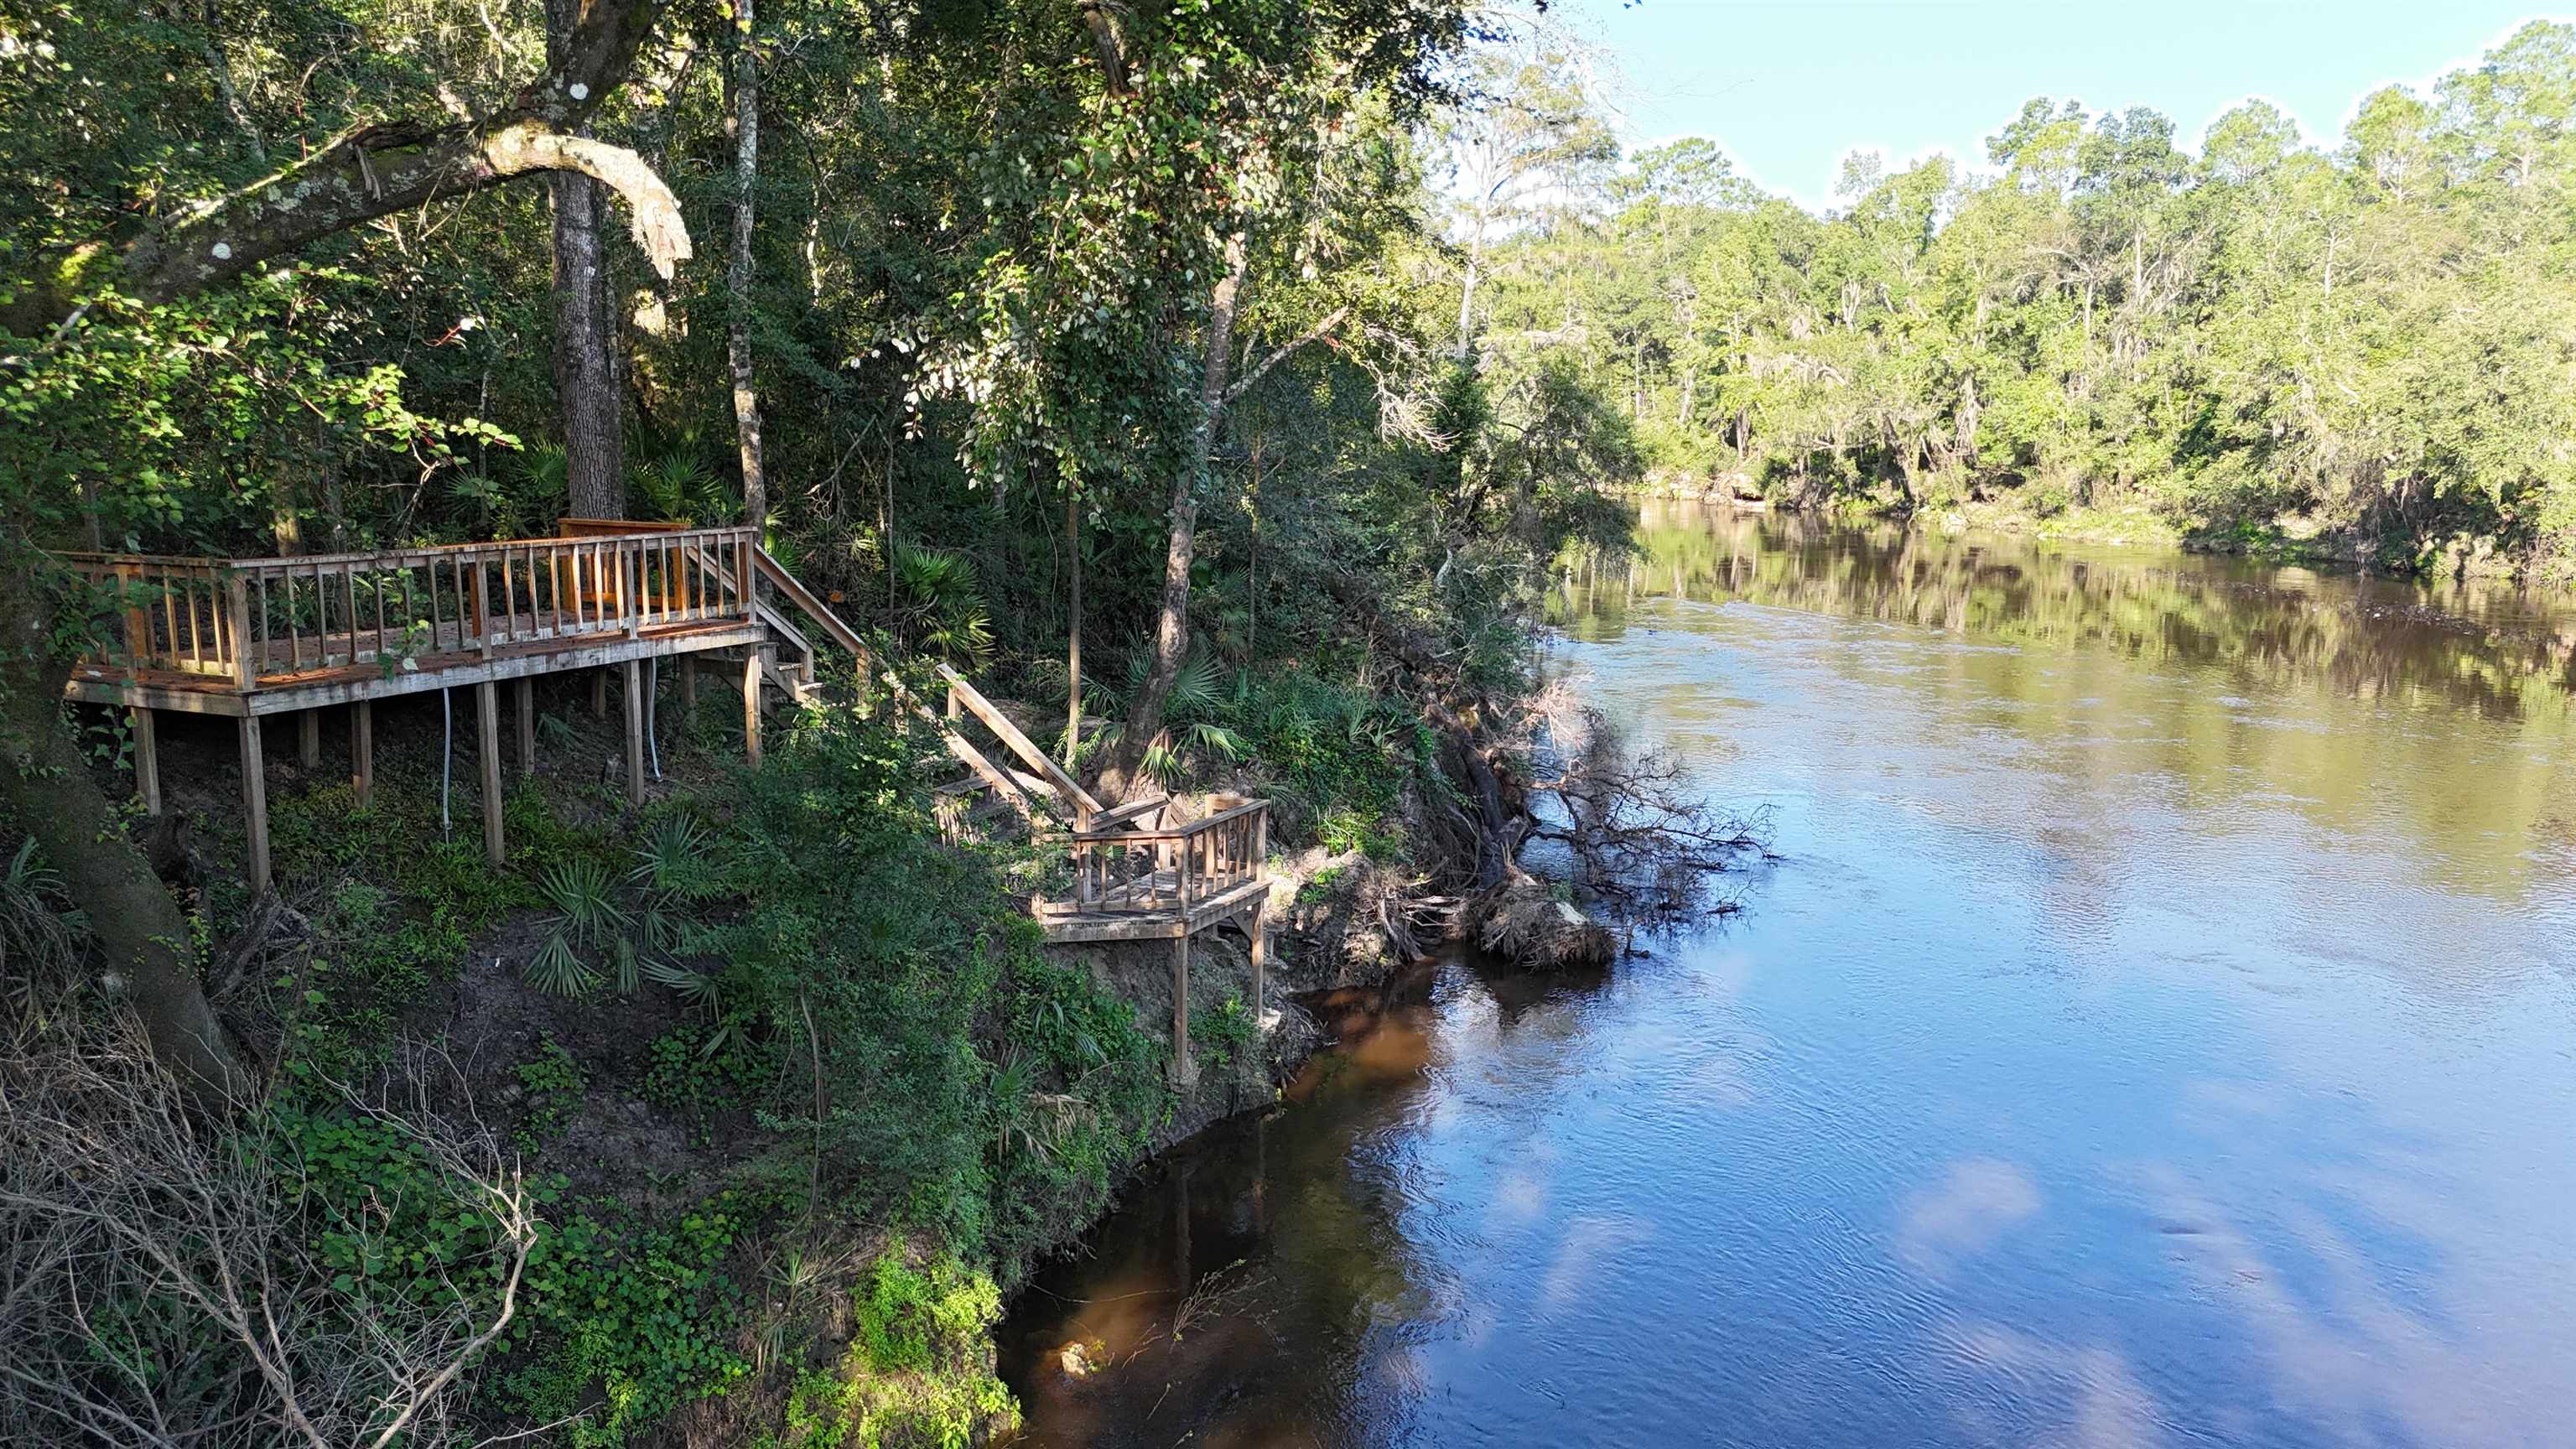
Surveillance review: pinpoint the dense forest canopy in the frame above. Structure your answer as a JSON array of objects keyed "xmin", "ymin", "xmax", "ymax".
[
  {"xmin": 1472, "ymin": 20, "xmax": 2576, "ymax": 579},
  {"xmin": 0, "ymin": 0, "xmax": 1624, "ymax": 686}
]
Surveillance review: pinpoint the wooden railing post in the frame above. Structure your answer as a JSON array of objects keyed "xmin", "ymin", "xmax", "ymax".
[
  {"xmin": 628, "ymin": 538, "xmax": 646, "ymax": 636},
  {"xmin": 115, "ymin": 563, "xmax": 148, "ymax": 672},
  {"xmin": 226, "ymin": 574, "xmax": 255, "ymax": 690}
]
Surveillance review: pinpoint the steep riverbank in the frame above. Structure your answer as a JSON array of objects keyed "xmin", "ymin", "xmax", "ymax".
[
  {"xmin": 1045, "ymin": 849, "xmax": 1432, "ymax": 1159},
  {"xmin": 35, "ymin": 665, "xmax": 1561, "ymax": 1447}
]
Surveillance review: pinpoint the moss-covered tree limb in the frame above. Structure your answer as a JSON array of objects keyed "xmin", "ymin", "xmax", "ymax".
[{"xmin": 27, "ymin": 0, "xmax": 684, "ymax": 325}]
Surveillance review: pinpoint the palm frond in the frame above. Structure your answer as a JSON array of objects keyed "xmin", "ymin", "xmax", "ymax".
[
  {"xmin": 635, "ymin": 450, "xmax": 716, "ymax": 526},
  {"xmin": 539, "ymin": 858, "xmax": 627, "ymax": 948},
  {"xmin": 1188, "ymin": 722, "xmax": 1245, "ymax": 761},
  {"xmin": 525, "ymin": 931, "xmax": 602, "ymax": 996},
  {"xmin": 631, "ymin": 816, "xmax": 712, "ymax": 892},
  {"xmin": 1140, "ymin": 732, "xmax": 1186, "ymax": 787}
]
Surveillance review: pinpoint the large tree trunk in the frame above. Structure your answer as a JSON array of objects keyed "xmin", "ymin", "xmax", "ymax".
[
  {"xmin": 725, "ymin": 0, "xmax": 766, "ymax": 535},
  {"xmin": 548, "ymin": 0, "xmax": 626, "ymax": 521},
  {"xmin": 1099, "ymin": 234, "xmax": 1247, "ymax": 799},
  {"xmin": 0, "ymin": 569, "xmax": 247, "ymax": 1102},
  {"xmin": 553, "ymin": 169, "xmax": 626, "ymax": 519}
]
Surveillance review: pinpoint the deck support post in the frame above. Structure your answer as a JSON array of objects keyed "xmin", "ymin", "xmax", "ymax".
[
  {"xmin": 299, "ymin": 709, "xmax": 319, "ymax": 770},
  {"xmin": 351, "ymin": 701, "xmax": 373, "ymax": 808},
  {"xmin": 1245, "ymin": 908, "xmax": 1265, "ymax": 1020},
  {"xmin": 591, "ymin": 669, "xmax": 607, "ymax": 717},
  {"xmin": 515, "ymin": 678, "xmax": 535, "ymax": 776},
  {"xmin": 237, "ymin": 715, "xmax": 270, "ymax": 896},
  {"xmin": 130, "ymin": 706, "xmax": 160, "ymax": 816},
  {"xmin": 1170, "ymin": 933, "xmax": 1196, "ymax": 1088},
  {"xmin": 476, "ymin": 681, "xmax": 505, "ymax": 867},
  {"xmin": 742, "ymin": 654, "xmax": 762, "ymax": 767},
  {"xmin": 621, "ymin": 660, "xmax": 647, "ymax": 805},
  {"xmin": 680, "ymin": 653, "xmax": 698, "ymax": 719}
]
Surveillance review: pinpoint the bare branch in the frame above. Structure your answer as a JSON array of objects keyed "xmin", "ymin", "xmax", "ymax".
[
  {"xmin": 1522, "ymin": 703, "xmax": 1773, "ymax": 916},
  {"xmin": 0, "ymin": 1015, "xmax": 542, "ymax": 1447},
  {"xmin": 1220, "ymin": 304, "xmax": 1353, "ymax": 408}
]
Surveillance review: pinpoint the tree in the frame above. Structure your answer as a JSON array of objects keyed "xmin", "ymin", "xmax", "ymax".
[
  {"xmin": 1462, "ymin": 21, "xmax": 2576, "ymax": 577},
  {"xmin": 8, "ymin": 0, "xmax": 686, "ymax": 332},
  {"xmin": 546, "ymin": 0, "xmax": 632, "ymax": 521},
  {"xmin": 940, "ymin": 0, "xmax": 1472, "ymax": 798},
  {"xmin": 725, "ymin": 0, "xmax": 767, "ymax": 535},
  {"xmin": 1441, "ymin": 44, "xmax": 1616, "ymax": 360}
]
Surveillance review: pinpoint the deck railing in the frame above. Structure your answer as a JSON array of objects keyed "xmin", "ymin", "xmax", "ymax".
[
  {"xmin": 1055, "ymin": 797, "xmax": 1270, "ymax": 917},
  {"xmin": 60, "ymin": 527, "xmax": 759, "ymax": 688}
]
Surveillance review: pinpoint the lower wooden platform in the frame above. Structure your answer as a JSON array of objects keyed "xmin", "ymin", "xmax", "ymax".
[
  {"xmin": 1033, "ymin": 880, "xmax": 1270, "ymax": 1088},
  {"xmin": 1034, "ymin": 875, "xmax": 1271, "ymax": 943}
]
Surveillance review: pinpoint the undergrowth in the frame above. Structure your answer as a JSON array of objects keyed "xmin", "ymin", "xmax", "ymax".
[{"xmin": 223, "ymin": 697, "xmax": 1174, "ymax": 1446}]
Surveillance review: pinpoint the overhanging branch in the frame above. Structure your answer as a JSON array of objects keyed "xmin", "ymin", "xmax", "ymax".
[{"xmin": 22, "ymin": 0, "xmax": 680, "ymax": 325}]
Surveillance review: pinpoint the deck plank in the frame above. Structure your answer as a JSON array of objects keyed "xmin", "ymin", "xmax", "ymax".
[{"xmin": 65, "ymin": 618, "xmax": 765, "ymax": 714}]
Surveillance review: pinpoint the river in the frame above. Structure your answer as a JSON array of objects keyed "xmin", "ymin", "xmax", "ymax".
[{"xmin": 1000, "ymin": 503, "xmax": 2576, "ymax": 1448}]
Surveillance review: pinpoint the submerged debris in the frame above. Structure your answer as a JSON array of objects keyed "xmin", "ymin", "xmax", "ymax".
[{"xmin": 1471, "ymin": 875, "xmax": 1615, "ymax": 969}]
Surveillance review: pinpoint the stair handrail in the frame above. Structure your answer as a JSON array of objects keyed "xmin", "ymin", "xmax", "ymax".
[
  {"xmin": 751, "ymin": 548, "xmax": 871, "ymax": 664},
  {"xmin": 934, "ymin": 662, "xmax": 1104, "ymax": 828},
  {"xmin": 715, "ymin": 541, "xmax": 1121, "ymax": 841}
]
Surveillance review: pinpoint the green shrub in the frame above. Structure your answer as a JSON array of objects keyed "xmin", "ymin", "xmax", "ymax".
[
  {"xmin": 643, "ymin": 1017, "xmax": 771, "ymax": 1146},
  {"xmin": 1195, "ymin": 994, "xmax": 1257, "ymax": 1069},
  {"xmin": 513, "ymin": 1037, "xmax": 586, "ymax": 1155},
  {"xmin": 506, "ymin": 1198, "xmax": 753, "ymax": 1448},
  {"xmin": 269, "ymin": 1078, "xmax": 529, "ymax": 1313},
  {"xmin": 757, "ymin": 1249, "xmax": 1011, "ymax": 1449}
]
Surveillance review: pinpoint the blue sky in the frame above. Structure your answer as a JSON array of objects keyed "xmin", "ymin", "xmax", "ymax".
[{"xmin": 1592, "ymin": 3, "xmax": 2559, "ymax": 210}]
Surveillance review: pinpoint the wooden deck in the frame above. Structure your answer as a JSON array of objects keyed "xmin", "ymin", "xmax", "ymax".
[
  {"xmin": 1027, "ymin": 797, "xmax": 1272, "ymax": 1086},
  {"xmin": 60, "ymin": 522, "xmax": 1275, "ymax": 1084},
  {"xmin": 59, "ymin": 523, "xmax": 766, "ymax": 715},
  {"xmin": 65, "ymin": 613, "xmax": 766, "ymax": 716},
  {"xmin": 59, "ymin": 525, "xmax": 778, "ymax": 891}
]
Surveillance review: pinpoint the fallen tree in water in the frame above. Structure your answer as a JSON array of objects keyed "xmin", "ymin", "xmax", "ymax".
[
  {"xmin": 1461, "ymin": 680, "xmax": 1773, "ymax": 969},
  {"xmin": 1530, "ymin": 694, "xmax": 1773, "ymax": 916}
]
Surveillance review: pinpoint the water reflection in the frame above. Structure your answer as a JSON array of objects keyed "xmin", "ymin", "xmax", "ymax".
[
  {"xmin": 1004, "ymin": 960, "xmax": 1581, "ymax": 1448},
  {"xmin": 1566, "ymin": 505, "xmax": 2576, "ymax": 913},
  {"xmin": 1005, "ymin": 512, "xmax": 2576, "ymax": 1448},
  {"xmin": 1560, "ymin": 504, "xmax": 2576, "ymax": 724}
]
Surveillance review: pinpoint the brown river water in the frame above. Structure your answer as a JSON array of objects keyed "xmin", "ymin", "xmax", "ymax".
[{"xmin": 999, "ymin": 503, "xmax": 2576, "ymax": 1448}]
